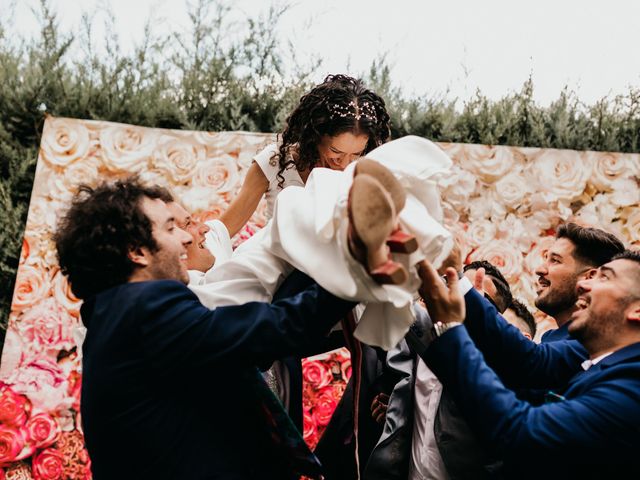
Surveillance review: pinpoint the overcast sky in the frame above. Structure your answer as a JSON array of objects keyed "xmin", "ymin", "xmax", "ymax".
[{"xmin": 8, "ymin": 0, "xmax": 640, "ymax": 105}]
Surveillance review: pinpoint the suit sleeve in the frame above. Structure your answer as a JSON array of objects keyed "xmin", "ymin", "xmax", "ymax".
[
  {"xmin": 137, "ymin": 280, "xmax": 355, "ymax": 374},
  {"xmin": 424, "ymin": 327, "xmax": 640, "ymax": 462},
  {"xmin": 462, "ymin": 288, "xmax": 586, "ymax": 390}
]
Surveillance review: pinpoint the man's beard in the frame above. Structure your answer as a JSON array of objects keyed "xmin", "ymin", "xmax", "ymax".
[{"xmin": 534, "ymin": 272, "xmax": 579, "ymax": 318}]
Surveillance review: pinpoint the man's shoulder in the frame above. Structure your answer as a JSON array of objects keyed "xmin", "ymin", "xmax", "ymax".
[{"xmin": 95, "ymin": 280, "xmax": 197, "ymax": 312}]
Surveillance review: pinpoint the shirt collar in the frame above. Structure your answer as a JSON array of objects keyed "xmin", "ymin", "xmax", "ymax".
[{"xmin": 581, "ymin": 351, "xmax": 614, "ymax": 371}]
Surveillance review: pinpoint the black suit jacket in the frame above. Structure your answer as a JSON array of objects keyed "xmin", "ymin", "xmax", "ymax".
[{"xmin": 80, "ymin": 279, "xmax": 354, "ymax": 479}]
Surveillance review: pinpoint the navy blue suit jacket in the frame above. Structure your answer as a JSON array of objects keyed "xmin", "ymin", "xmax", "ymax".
[
  {"xmin": 80, "ymin": 279, "xmax": 354, "ymax": 479},
  {"xmin": 423, "ymin": 289, "xmax": 640, "ymax": 478},
  {"xmin": 541, "ymin": 322, "xmax": 571, "ymax": 343}
]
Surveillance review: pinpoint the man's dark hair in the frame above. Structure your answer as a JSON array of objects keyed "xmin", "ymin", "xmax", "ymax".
[
  {"xmin": 557, "ymin": 223, "xmax": 625, "ymax": 267},
  {"xmin": 464, "ymin": 260, "xmax": 513, "ymax": 313},
  {"xmin": 509, "ymin": 298, "xmax": 537, "ymax": 338},
  {"xmin": 611, "ymin": 250, "xmax": 640, "ymax": 299},
  {"xmin": 54, "ymin": 178, "xmax": 173, "ymax": 300}
]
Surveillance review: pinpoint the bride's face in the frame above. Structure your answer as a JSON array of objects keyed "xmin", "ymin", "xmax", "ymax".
[{"xmin": 316, "ymin": 132, "xmax": 369, "ymax": 170}]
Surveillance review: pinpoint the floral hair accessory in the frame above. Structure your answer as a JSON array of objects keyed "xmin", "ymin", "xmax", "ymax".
[{"xmin": 328, "ymin": 100, "xmax": 377, "ymax": 122}]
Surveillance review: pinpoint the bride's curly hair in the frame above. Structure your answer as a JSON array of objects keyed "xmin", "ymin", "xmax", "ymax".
[{"xmin": 275, "ymin": 74, "xmax": 391, "ymax": 187}]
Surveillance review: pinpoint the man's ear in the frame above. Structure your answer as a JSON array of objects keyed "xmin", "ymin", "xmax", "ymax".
[
  {"xmin": 128, "ymin": 246, "xmax": 150, "ymax": 267},
  {"xmin": 584, "ymin": 268, "xmax": 598, "ymax": 280},
  {"xmin": 627, "ymin": 302, "xmax": 640, "ymax": 324}
]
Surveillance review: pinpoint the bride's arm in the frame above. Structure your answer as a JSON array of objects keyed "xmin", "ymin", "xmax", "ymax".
[{"xmin": 219, "ymin": 161, "xmax": 269, "ymax": 238}]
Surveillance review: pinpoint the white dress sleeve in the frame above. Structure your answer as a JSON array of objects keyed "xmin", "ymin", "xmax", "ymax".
[{"xmin": 253, "ymin": 144, "xmax": 280, "ymax": 187}]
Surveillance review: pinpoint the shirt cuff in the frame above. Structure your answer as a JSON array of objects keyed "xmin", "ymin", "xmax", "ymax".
[{"xmin": 458, "ymin": 275, "xmax": 473, "ymax": 296}]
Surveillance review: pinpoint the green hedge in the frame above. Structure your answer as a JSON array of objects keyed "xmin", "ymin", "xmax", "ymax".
[{"xmin": 2, "ymin": 0, "xmax": 640, "ymax": 347}]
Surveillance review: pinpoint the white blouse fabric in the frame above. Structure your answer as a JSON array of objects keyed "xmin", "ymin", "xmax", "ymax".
[
  {"xmin": 190, "ymin": 136, "xmax": 454, "ymax": 350},
  {"xmin": 253, "ymin": 144, "xmax": 304, "ymax": 219}
]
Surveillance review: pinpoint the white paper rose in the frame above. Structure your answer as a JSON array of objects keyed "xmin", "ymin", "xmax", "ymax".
[
  {"xmin": 469, "ymin": 239, "xmax": 524, "ymax": 283},
  {"xmin": 153, "ymin": 137, "xmax": 206, "ymax": 184},
  {"xmin": 100, "ymin": 124, "xmax": 156, "ymax": 172},
  {"xmin": 439, "ymin": 165, "xmax": 477, "ymax": 212},
  {"xmin": 588, "ymin": 152, "xmax": 630, "ymax": 190},
  {"xmin": 175, "ymin": 186, "xmax": 225, "ymax": 214},
  {"xmin": 610, "ymin": 177, "xmax": 640, "ymax": 207},
  {"xmin": 40, "ymin": 118, "xmax": 91, "ymax": 168},
  {"xmin": 523, "ymin": 236, "xmax": 556, "ymax": 275},
  {"xmin": 11, "ymin": 265, "xmax": 51, "ymax": 314},
  {"xmin": 192, "ymin": 154, "xmax": 240, "ymax": 194},
  {"xmin": 51, "ymin": 269, "xmax": 82, "ymax": 318},
  {"xmin": 528, "ymin": 150, "xmax": 592, "ymax": 202},
  {"xmin": 621, "ymin": 208, "xmax": 640, "ymax": 244},
  {"xmin": 466, "ymin": 219, "xmax": 497, "ymax": 247},
  {"xmin": 492, "ymin": 170, "xmax": 531, "ymax": 210},
  {"xmin": 47, "ymin": 157, "xmax": 102, "ymax": 203},
  {"xmin": 495, "ymin": 214, "xmax": 538, "ymax": 252},
  {"xmin": 25, "ymin": 199, "xmax": 64, "ymax": 248},
  {"xmin": 456, "ymin": 144, "xmax": 517, "ymax": 183}
]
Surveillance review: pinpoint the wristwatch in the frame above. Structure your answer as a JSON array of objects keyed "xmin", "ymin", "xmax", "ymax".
[{"xmin": 432, "ymin": 321, "xmax": 462, "ymax": 338}]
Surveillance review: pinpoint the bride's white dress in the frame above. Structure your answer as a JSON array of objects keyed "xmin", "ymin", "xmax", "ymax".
[{"xmin": 190, "ymin": 136, "xmax": 453, "ymax": 350}]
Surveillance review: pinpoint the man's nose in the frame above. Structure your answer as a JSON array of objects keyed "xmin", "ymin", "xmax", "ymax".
[
  {"xmin": 198, "ymin": 221, "xmax": 210, "ymax": 235},
  {"xmin": 535, "ymin": 262, "xmax": 548, "ymax": 276},
  {"xmin": 576, "ymin": 278, "xmax": 591, "ymax": 295},
  {"xmin": 182, "ymin": 230, "xmax": 193, "ymax": 245}
]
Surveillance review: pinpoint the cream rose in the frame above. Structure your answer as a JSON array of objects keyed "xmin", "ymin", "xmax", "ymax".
[
  {"xmin": 11, "ymin": 265, "xmax": 50, "ymax": 314},
  {"xmin": 621, "ymin": 207, "xmax": 640, "ymax": 244},
  {"xmin": 138, "ymin": 169, "xmax": 171, "ymax": 189},
  {"xmin": 174, "ymin": 186, "xmax": 223, "ymax": 214},
  {"xmin": 469, "ymin": 239, "xmax": 524, "ymax": 283},
  {"xmin": 193, "ymin": 154, "xmax": 240, "ymax": 194},
  {"xmin": 153, "ymin": 137, "xmax": 206, "ymax": 184},
  {"xmin": 523, "ymin": 236, "xmax": 556, "ymax": 275},
  {"xmin": 40, "ymin": 118, "xmax": 91, "ymax": 168},
  {"xmin": 25, "ymin": 199, "xmax": 62, "ymax": 241},
  {"xmin": 610, "ymin": 178, "xmax": 640, "ymax": 207},
  {"xmin": 439, "ymin": 165, "xmax": 477, "ymax": 212},
  {"xmin": 466, "ymin": 219, "xmax": 497, "ymax": 248},
  {"xmin": 495, "ymin": 214, "xmax": 537, "ymax": 252},
  {"xmin": 588, "ymin": 151, "xmax": 630, "ymax": 191},
  {"xmin": 100, "ymin": 124, "xmax": 156, "ymax": 172},
  {"xmin": 456, "ymin": 144, "xmax": 517, "ymax": 183},
  {"xmin": 19, "ymin": 238, "xmax": 30, "ymax": 266},
  {"xmin": 47, "ymin": 157, "xmax": 102, "ymax": 203},
  {"xmin": 50, "ymin": 269, "xmax": 82, "ymax": 318},
  {"xmin": 528, "ymin": 150, "xmax": 592, "ymax": 202},
  {"xmin": 492, "ymin": 170, "xmax": 531, "ymax": 210}
]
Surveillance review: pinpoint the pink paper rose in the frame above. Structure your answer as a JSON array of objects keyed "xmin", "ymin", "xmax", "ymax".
[
  {"xmin": 16, "ymin": 298, "xmax": 75, "ymax": 355},
  {"xmin": 313, "ymin": 387, "xmax": 339, "ymax": 427},
  {"xmin": 31, "ymin": 448, "xmax": 64, "ymax": 480},
  {"xmin": 11, "ymin": 266, "xmax": 50, "ymax": 314},
  {"xmin": 0, "ymin": 386, "xmax": 31, "ymax": 428},
  {"xmin": 301, "ymin": 360, "xmax": 332, "ymax": 389},
  {"xmin": 0, "ymin": 426, "xmax": 24, "ymax": 466},
  {"xmin": 25, "ymin": 414, "xmax": 60, "ymax": 449}
]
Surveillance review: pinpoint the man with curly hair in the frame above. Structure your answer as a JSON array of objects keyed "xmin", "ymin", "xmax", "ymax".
[{"xmin": 54, "ymin": 178, "xmax": 356, "ymax": 480}]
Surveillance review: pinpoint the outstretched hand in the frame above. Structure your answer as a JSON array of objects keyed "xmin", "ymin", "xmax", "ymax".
[{"xmin": 417, "ymin": 261, "xmax": 465, "ymax": 325}]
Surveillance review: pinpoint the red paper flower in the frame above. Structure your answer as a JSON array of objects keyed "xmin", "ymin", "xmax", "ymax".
[
  {"xmin": 0, "ymin": 386, "xmax": 31, "ymax": 428},
  {"xmin": 25, "ymin": 414, "xmax": 60, "ymax": 450},
  {"xmin": 0, "ymin": 427, "xmax": 24, "ymax": 466},
  {"xmin": 31, "ymin": 448, "xmax": 63, "ymax": 480},
  {"xmin": 313, "ymin": 387, "xmax": 339, "ymax": 427},
  {"xmin": 301, "ymin": 360, "xmax": 332, "ymax": 389}
]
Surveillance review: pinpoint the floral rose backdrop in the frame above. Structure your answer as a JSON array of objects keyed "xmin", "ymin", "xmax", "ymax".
[{"xmin": 0, "ymin": 116, "xmax": 638, "ymax": 477}]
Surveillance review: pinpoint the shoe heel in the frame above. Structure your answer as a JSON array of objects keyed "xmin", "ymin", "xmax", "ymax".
[
  {"xmin": 386, "ymin": 230, "xmax": 418, "ymax": 254},
  {"xmin": 370, "ymin": 260, "xmax": 408, "ymax": 285}
]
